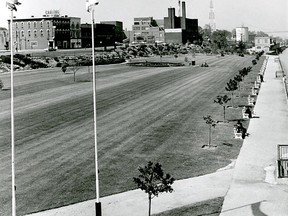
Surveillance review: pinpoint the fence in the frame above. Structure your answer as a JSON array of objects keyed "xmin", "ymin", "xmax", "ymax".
[{"xmin": 277, "ymin": 145, "xmax": 288, "ymax": 178}]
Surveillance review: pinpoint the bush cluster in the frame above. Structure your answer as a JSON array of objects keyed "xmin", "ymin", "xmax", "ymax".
[{"xmin": 0, "ymin": 54, "xmax": 48, "ymax": 69}]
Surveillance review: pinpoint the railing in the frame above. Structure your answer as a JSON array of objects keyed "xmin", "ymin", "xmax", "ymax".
[
  {"xmin": 277, "ymin": 145, "xmax": 288, "ymax": 178},
  {"xmin": 278, "ymin": 56, "xmax": 288, "ymax": 102}
]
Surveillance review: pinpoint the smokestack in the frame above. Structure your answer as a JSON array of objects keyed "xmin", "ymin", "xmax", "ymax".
[
  {"xmin": 182, "ymin": 1, "xmax": 186, "ymax": 18},
  {"xmin": 168, "ymin": 7, "xmax": 175, "ymax": 28}
]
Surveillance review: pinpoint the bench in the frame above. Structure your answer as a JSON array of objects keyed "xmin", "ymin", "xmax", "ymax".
[
  {"xmin": 233, "ymin": 127, "xmax": 243, "ymax": 139},
  {"xmin": 248, "ymin": 95, "xmax": 256, "ymax": 105},
  {"xmin": 254, "ymin": 81, "xmax": 261, "ymax": 88}
]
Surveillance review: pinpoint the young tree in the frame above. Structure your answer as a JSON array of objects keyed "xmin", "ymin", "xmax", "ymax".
[
  {"xmin": 133, "ymin": 161, "xmax": 175, "ymax": 216},
  {"xmin": 0, "ymin": 79, "xmax": 4, "ymax": 90},
  {"xmin": 225, "ymin": 79, "xmax": 238, "ymax": 107},
  {"xmin": 234, "ymin": 74, "xmax": 243, "ymax": 96},
  {"xmin": 203, "ymin": 115, "xmax": 217, "ymax": 147},
  {"xmin": 214, "ymin": 95, "xmax": 231, "ymax": 121},
  {"xmin": 70, "ymin": 62, "xmax": 80, "ymax": 82}
]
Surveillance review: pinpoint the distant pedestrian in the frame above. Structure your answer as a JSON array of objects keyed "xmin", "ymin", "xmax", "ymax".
[
  {"xmin": 245, "ymin": 106, "xmax": 252, "ymax": 118},
  {"xmin": 259, "ymin": 74, "xmax": 264, "ymax": 82},
  {"xmin": 234, "ymin": 120, "xmax": 247, "ymax": 139}
]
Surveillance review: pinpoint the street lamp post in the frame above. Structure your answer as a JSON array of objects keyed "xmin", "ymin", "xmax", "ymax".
[
  {"xmin": 86, "ymin": 1, "xmax": 101, "ymax": 215},
  {"xmin": 6, "ymin": 1, "xmax": 21, "ymax": 216}
]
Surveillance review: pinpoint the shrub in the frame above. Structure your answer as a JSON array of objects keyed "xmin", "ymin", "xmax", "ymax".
[
  {"xmin": 0, "ymin": 55, "xmax": 11, "ymax": 64},
  {"xmin": 61, "ymin": 64, "xmax": 67, "ymax": 73},
  {"xmin": 56, "ymin": 62, "xmax": 62, "ymax": 67}
]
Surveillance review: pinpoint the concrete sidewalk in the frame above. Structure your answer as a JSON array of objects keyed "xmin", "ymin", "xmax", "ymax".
[
  {"xmin": 25, "ymin": 168, "xmax": 234, "ymax": 216},
  {"xmin": 220, "ymin": 55, "xmax": 288, "ymax": 216}
]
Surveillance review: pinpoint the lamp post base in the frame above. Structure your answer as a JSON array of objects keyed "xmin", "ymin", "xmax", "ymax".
[{"xmin": 95, "ymin": 202, "xmax": 102, "ymax": 216}]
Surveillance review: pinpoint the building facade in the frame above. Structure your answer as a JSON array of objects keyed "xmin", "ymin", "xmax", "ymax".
[
  {"xmin": 128, "ymin": 17, "xmax": 165, "ymax": 44},
  {"xmin": 164, "ymin": 1, "xmax": 198, "ymax": 44},
  {"xmin": 70, "ymin": 17, "xmax": 81, "ymax": 48},
  {"xmin": 255, "ymin": 36, "xmax": 271, "ymax": 52},
  {"xmin": 100, "ymin": 21, "xmax": 125, "ymax": 43},
  {"xmin": 81, "ymin": 23, "xmax": 115, "ymax": 48},
  {"xmin": 0, "ymin": 27, "xmax": 8, "ymax": 50},
  {"xmin": 235, "ymin": 27, "xmax": 249, "ymax": 43},
  {"xmin": 8, "ymin": 10, "xmax": 81, "ymax": 50}
]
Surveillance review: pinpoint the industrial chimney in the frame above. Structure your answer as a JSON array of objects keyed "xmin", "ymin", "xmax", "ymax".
[
  {"xmin": 182, "ymin": 1, "xmax": 186, "ymax": 18},
  {"xmin": 181, "ymin": 1, "xmax": 186, "ymax": 29}
]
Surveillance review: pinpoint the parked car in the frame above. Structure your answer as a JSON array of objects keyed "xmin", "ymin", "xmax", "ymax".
[{"xmin": 44, "ymin": 47, "xmax": 57, "ymax": 52}]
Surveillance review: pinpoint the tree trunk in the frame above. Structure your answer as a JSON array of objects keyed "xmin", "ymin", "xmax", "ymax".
[
  {"xmin": 74, "ymin": 72, "xmax": 76, "ymax": 82},
  {"xmin": 208, "ymin": 125, "xmax": 211, "ymax": 147},
  {"xmin": 223, "ymin": 105, "xmax": 226, "ymax": 121},
  {"xmin": 148, "ymin": 194, "xmax": 152, "ymax": 216}
]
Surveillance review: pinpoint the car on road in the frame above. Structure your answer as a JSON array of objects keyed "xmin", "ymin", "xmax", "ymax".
[{"xmin": 44, "ymin": 47, "xmax": 57, "ymax": 52}]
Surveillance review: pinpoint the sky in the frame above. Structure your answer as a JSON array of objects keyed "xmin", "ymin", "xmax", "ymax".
[{"xmin": 1, "ymin": 0, "xmax": 288, "ymax": 38}]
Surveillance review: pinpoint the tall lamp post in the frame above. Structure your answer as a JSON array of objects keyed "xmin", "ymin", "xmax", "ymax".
[
  {"xmin": 86, "ymin": 1, "xmax": 101, "ymax": 215},
  {"xmin": 6, "ymin": 1, "xmax": 21, "ymax": 216}
]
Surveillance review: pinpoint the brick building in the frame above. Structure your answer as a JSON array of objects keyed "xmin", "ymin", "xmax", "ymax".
[
  {"xmin": 8, "ymin": 10, "xmax": 81, "ymax": 50},
  {"xmin": 0, "ymin": 27, "xmax": 8, "ymax": 50},
  {"xmin": 127, "ymin": 17, "xmax": 165, "ymax": 44},
  {"xmin": 255, "ymin": 36, "xmax": 271, "ymax": 52},
  {"xmin": 100, "ymin": 21, "xmax": 126, "ymax": 43},
  {"xmin": 81, "ymin": 23, "xmax": 115, "ymax": 48},
  {"xmin": 164, "ymin": 1, "xmax": 198, "ymax": 44}
]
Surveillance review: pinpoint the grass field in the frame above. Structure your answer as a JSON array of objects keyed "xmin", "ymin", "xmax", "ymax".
[
  {"xmin": 153, "ymin": 197, "xmax": 224, "ymax": 216},
  {"xmin": 0, "ymin": 54, "xmax": 264, "ymax": 215}
]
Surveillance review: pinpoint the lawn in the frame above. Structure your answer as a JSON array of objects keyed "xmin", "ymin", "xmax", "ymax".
[
  {"xmin": 153, "ymin": 197, "xmax": 224, "ymax": 216},
  {"xmin": 0, "ymin": 54, "xmax": 264, "ymax": 215}
]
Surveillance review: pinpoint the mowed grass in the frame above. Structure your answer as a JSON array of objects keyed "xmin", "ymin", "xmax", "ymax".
[
  {"xmin": 0, "ymin": 54, "xmax": 264, "ymax": 215},
  {"xmin": 153, "ymin": 197, "xmax": 224, "ymax": 216}
]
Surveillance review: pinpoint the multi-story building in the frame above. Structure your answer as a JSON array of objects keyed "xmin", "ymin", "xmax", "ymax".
[
  {"xmin": 100, "ymin": 21, "xmax": 126, "ymax": 43},
  {"xmin": 8, "ymin": 10, "xmax": 81, "ymax": 50},
  {"xmin": 128, "ymin": 17, "xmax": 165, "ymax": 44},
  {"xmin": 0, "ymin": 27, "xmax": 8, "ymax": 50},
  {"xmin": 235, "ymin": 27, "xmax": 249, "ymax": 43},
  {"xmin": 70, "ymin": 17, "xmax": 81, "ymax": 48},
  {"xmin": 164, "ymin": 1, "xmax": 199, "ymax": 44},
  {"xmin": 255, "ymin": 36, "xmax": 271, "ymax": 52},
  {"xmin": 81, "ymin": 23, "xmax": 115, "ymax": 48}
]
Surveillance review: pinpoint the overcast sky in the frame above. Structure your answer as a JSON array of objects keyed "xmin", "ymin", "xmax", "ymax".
[{"xmin": 1, "ymin": 0, "xmax": 288, "ymax": 37}]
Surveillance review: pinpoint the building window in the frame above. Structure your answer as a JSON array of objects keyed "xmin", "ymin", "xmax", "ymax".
[
  {"xmin": 47, "ymin": 29, "xmax": 50, "ymax": 38},
  {"xmin": 28, "ymin": 22, "xmax": 31, "ymax": 29},
  {"xmin": 40, "ymin": 29, "xmax": 44, "ymax": 37},
  {"xmin": 21, "ymin": 22, "xmax": 24, "ymax": 29},
  {"xmin": 40, "ymin": 21, "xmax": 43, "ymax": 28},
  {"xmin": 15, "ymin": 22, "xmax": 18, "ymax": 28},
  {"xmin": 28, "ymin": 30, "xmax": 31, "ymax": 37},
  {"xmin": 34, "ymin": 30, "xmax": 37, "ymax": 38},
  {"xmin": 47, "ymin": 21, "xmax": 50, "ymax": 28},
  {"xmin": 21, "ymin": 30, "xmax": 24, "ymax": 38},
  {"xmin": 34, "ymin": 21, "xmax": 37, "ymax": 28}
]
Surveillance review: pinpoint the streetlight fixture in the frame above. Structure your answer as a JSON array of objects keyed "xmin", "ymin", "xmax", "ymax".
[
  {"xmin": 86, "ymin": 1, "xmax": 101, "ymax": 215},
  {"xmin": 6, "ymin": 1, "xmax": 21, "ymax": 216}
]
